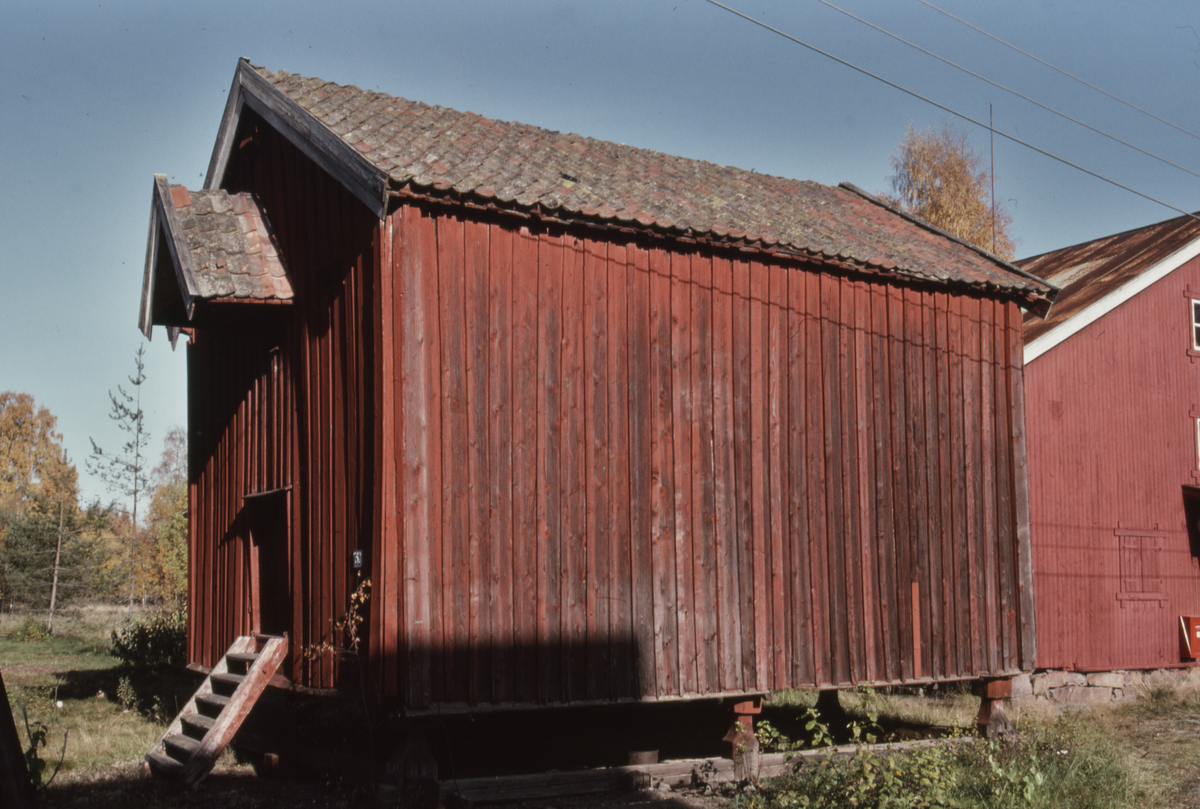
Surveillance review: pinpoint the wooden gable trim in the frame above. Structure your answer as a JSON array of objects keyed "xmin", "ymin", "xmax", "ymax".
[
  {"xmin": 1024, "ymin": 234, "xmax": 1200, "ymax": 365},
  {"xmin": 205, "ymin": 59, "xmax": 389, "ymax": 218},
  {"xmin": 140, "ymin": 175, "xmax": 201, "ymax": 339}
]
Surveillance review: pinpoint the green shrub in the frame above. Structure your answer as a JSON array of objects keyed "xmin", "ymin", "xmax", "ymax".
[
  {"xmin": 8, "ymin": 615, "xmax": 50, "ymax": 642},
  {"xmin": 738, "ymin": 715, "xmax": 1150, "ymax": 809},
  {"xmin": 116, "ymin": 675, "xmax": 137, "ymax": 711},
  {"xmin": 109, "ymin": 610, "xmax": 186, "ymax": 670}
]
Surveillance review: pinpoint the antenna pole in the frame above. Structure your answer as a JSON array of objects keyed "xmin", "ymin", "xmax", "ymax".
[{"xmin": 990, "ymin": 103, "xmax": 996, "ymax": 254}]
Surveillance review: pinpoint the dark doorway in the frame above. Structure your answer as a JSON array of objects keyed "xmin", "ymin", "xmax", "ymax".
[
  {"xmin": 1184, "ymin": 486, "xmax": 1200, "ymax": 560},
  {"xmin": 245, "ymin": 489, "xmax": 291, "ymax": 637}
]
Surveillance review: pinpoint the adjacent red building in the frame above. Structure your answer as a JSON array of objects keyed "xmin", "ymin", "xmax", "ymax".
[
  {"xmin": 141, "ymin": 60, "xmax": 1054, "ymax": 711},
  {"xmin": 1021, "ymin": 214, "xmax": 1200, "ymax": 671}
]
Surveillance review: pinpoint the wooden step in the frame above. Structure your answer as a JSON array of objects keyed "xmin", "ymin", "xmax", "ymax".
[
  {"xmin": 227, "ymin": 652, "xmax": 259, "ymax": 668},
  {"xmin": 181, "ymin": 713, "xmax": 215, "ymax": 736},
  {"xmin": 146, "ymin": 749, "xmax": 184, "ymax": 778},
  {"xmin": 145, "ymin": 634, "xmax": 289, "ymax": 788},
  {"xmin": 163, "ymin": 733, "xmax": 201, "ymax": 760},
  {"xmin": 196, "ymin": 693, "xmax": 231, "ymax": 714},
  {"xmin": 211, "ymin": 672, "xmax": 246, "ymax": 691}
]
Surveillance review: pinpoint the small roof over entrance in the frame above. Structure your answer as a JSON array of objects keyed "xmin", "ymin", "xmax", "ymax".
[{"xmin": 139, "ymin": 174, "xmax": 292, "ymax": 339}]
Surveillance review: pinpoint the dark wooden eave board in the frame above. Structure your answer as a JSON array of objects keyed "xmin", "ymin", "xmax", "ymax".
[
  {"xmin": 154, "ymin": 175, "xmax": 202, "ymax": 314},
  {"xmin": 205, "ymin": 59, "xmax": 389, "ymax": 218},
  {"xmin": 139, "ymin": 184, "xmax": 161, "ymax": 339},
  {"xmin": 141, "ymin": 176, "xmax": 200, "ymax": 338}
]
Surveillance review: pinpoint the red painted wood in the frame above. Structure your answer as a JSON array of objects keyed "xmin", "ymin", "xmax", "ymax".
[
  {"xmin": 186, "ymin": 118, "xmax": 1041, "ymax": 705},
  {"xmin": 732, "ymin": 259, "xmax": 756, "ymax": 689},
  {"xmin": 748, "ymin": 258, "xmax": 769, "ymax": 691},
  {"xmin": 1026, "ymin": 258, "xmax": 1200, "ymax": 671},
  {"xmin": 822, "ymin": 273, "xmax": 848, "ymax": 684},
  {"xmin": 511, "ymin": 226, "xmax": 540, "ymax": 704},
  {"xmin": 787, "ymin": 266, "xmax": 815, "ymax": 686},
  {"xmin": 537, "ymin": 229, "xmax": 564, "ymax": 703},
  {"xmin": 854, "ymin": 280, "xmax": 877, "ymax": 683},
  {"xmin": 869, "ymin": 283, "xmax": 898, "ymax": 682},
  {"xmin": 691, "ymin": 252, "xmax": 720, "ymax": 693},
  {"xmin": 488, "ymin": 220, "xmax": 515, "ymax": 703},
  {"xmin": 805, "ymin": 269, "xmax": 830, "ymax": 688},
  {"xmin": 670, "ymin": 249, "xmax": 698, "ymax": 695},
  {"xmin": 607, "ymin": 242, "xmax": 634, "ymax": 699},
  {"xmin": 711, "ymin": 254, "xmax": 741, "ymax": 692},
  {"xmin": 767, "ymin": 262, "xmax": 790, "ymax": 688},
  {"xmin": 438, "ymin": 213, "xmax": 470, "ymax": 703},
  {"xmin": 465, "ymin": 217, "xmax": 491, "ymax": 705},
  {"xmin": 628, "ymin": 244, "xmax": 655, "ymax": 698},
  {"xmin": 648, "ymin": 246, "xmax": 679, "ymax": 696},
  {"xmin": 562, "ymin": 234, "xmax": 587, "ymax": 702},
  {"xmin": 583, "ymin": 236, "xmax": 610, "ymax": 701}
]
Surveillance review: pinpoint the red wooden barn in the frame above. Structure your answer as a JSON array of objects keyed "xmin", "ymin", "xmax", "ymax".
[
  {"xmin": 140, "ymin": 59, "xmax": 1055, "ymax": 712},
  {"xmin": 1020, "ymin": 214, "xmax": 1200, "ymax": 672}
]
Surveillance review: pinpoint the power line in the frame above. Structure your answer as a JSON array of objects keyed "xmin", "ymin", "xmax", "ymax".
[
  {"xmin": 816, "ymin": 0, "xmax": 1200, "ymax": 181},
  {"xmin": 917, "ymin": 0, "xmax": 1200, "ymax": 143},
  {"xmin": 702, "ymin": 0, "xmax": 1200, "ymax": 222}
]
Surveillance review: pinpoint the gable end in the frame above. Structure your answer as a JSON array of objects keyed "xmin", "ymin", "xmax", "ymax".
[
  {"xmin": 205, "ymin": 59, "xmax": 390, "ymax": 218},
  {"xmin": 1024, "ymin": 236, "xmax": 1200, "ymax": 364}
]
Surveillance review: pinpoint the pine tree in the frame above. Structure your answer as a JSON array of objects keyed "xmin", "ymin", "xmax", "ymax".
[{"xmin": 88, "ymin": 345, "xmax": 150, "ymax": 619}]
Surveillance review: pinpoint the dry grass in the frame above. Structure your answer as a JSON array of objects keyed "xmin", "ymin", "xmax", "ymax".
[
  {"xmin": 8, "ymin": 615, "xmax": 1200, "ymax": 808},
  {"xmin": 1, "ymin": 606, "xmax": 229, "ymax": 785}
]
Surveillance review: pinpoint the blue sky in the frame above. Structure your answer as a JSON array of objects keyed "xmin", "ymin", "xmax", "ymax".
[{"xmin": 3, "ymin": 0, "xmax": 1199, "ymax": 503}]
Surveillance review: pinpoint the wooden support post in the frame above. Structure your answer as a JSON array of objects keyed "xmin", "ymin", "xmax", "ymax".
[
  {"xmin": 722, "ymin": 697, "xmax": 762, "ymax": 782},
  {"xmin": 814, "ymin": 688, "xmax": 847, "ymax": 725},
  {"xmin": 974, "ymin": 678, "xmax": 1013, "ymax": 738},
  {"xmin": 387, "ymin": 735, "xmax": 440, "ymax": 809}
]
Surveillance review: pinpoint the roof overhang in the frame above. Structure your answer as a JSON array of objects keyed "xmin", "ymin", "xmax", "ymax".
[
  {"xmin": 140, "ymin": 175, "xmax": 201, "ymax": 340},
  {"xmin": 205, "ymin": 58, "xmax": 390, "ymax": 218},
  {"xmin": 139, "ymin": 175, "xmax": 294, "ymax": 342},
  {"xmin": 1023, "ymin": 234, "xmax": 1200, "ymax": 365}
]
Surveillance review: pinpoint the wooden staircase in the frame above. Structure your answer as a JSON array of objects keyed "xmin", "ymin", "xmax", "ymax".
[{"xmin": 146, "ymin": 634, "xmax": 288, "ymax": 786}]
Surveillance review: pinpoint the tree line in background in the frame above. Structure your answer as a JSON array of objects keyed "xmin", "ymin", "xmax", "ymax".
[{"xmin": 0, "ymin": 371, "xmax": 186, "ymax": 627}]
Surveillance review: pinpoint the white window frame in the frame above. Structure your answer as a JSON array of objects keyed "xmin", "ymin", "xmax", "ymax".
[
  {"xmin": 1195, "ymin": 416, "xmax": 1200, "ymax": 472},
  {"xmin": 1191, "ymin": 298, "xmax": 1200, "ymax": 351}
]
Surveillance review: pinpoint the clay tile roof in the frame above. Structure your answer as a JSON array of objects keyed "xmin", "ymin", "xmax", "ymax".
[
  {"xmin": 140, "ymin": 174, "xmax": 293, "ymax": 339},
  {"xmin": 168, "ymin": 185, "xmax": 292, "ymax": 303},
  {"xmin": 1018, "ymin": 212, "xmax": 1200, "ymax": 344},
  {"xmin": 246, "ymin": 64, "xmax": 1053, "ymax": 305}
]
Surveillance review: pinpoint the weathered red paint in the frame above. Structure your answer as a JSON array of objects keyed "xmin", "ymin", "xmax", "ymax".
[
  {"xmin": 1024, "ymin": 254, "xmax": 1200, "ymax": 670},
  {"xmin": 173, "ymin": 105, "xmax": 1039, "ymax": 709}
]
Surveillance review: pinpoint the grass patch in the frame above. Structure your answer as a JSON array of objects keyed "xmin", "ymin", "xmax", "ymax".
[
  {"xmin": 7, "ymin": 615, "xmax": 1200, "ymax": 808},
  {"xmin": 745, "ymin": 677, "xmax": 1200, "ymax": 809},
  {"xmin": 2, "ymin": 606, "xmax": 209, "ymax": 787},
  {"xmin": 739, "ymin": 716, "xmax": 1163, "ymax": 809}
]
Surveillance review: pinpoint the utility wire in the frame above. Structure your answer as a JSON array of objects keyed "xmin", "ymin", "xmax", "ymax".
[
  {"xmin": 817, "ymin": 0, "xmax": 1200, "ymax": 181},
  {"xmin": 702, "ymin": 0, "xmax": 1200, "ymax": 222},
  {"xmin": 917, "ymin": 0, "xmax": 1200, "ymax": 143}
]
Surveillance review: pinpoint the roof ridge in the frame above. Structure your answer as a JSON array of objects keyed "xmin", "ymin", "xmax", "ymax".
[{"xmin": 209, "ymin": 61, "xmax": 1055, "ymax": 308}]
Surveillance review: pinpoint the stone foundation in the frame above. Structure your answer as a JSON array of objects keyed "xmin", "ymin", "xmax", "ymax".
[{"xmin": 1005, "ymin": 668, "xmax": 1194, "ymax": 711}]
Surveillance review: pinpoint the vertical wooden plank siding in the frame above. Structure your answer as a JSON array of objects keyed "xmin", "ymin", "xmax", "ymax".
[
  {"xmin": 370, "ymin": 202, "xmax": 1035, "ymax": 708},
  {"xmin": 1024, "ymin": 257, "xmax": 1200, "ymax": 670},
  {"xmin": 188, "ymin": 115, "xmax": 376, "ymax": 689},
  {"xmin": 188, "ymin": 143, "xmax": 1035, "ymax": 705}
]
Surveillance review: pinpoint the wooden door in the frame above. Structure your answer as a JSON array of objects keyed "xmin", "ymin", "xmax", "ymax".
[{"xmin": 246, "ymin": 489, "xmax": 291, "ymax": 637}]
